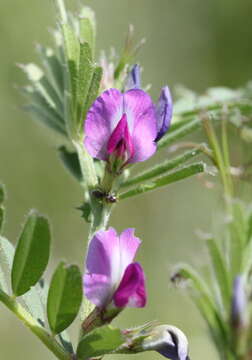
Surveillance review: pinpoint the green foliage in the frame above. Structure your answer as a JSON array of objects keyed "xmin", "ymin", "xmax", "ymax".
[
  {"xmin": 0, "ymin": 207, "xmax": 5, "ymax": 233},
  {"xmin": 58, "ymin": 146, "xmax": 82, "ymax": 183},
  {"xmin": 11, "ymin": 210, "xmax": 51, "ymax": 296},
  {"xmin": 77, "ymin": 326, "xmax": 124, "ymax": 359},
  {"xmin": 206, "ymin": 238, "xmax": 231, "ymax": 310},
  {"xmin": 0, "ymin": 184, "xmax": 5, "ymax": 205},
  {"xmin": 0, "ymin": 236, "xmax": 14, "ymax": 293},
  {"xmin": 47, "ymin": 262, "xmax": 83, "ymax": 334},
  {"xmin": 122, "ymin": 147, "xmax": 204, "ymax": 188},
  {"xmin": 119, "ymin": 162, "xmax": 206, "ymax": 200}
]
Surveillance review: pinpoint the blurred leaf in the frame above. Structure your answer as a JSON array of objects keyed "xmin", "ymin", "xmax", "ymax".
[
  {"xmin": 11, "ymin": 210, "xmax": 51, "ymax": 296},
  {"xmin": 58, "ymin": 146, "xmax": 82, "ymax": 183},
  {"xmin": 206, "ymin": 238, "xmax": 231, "ymax": 310},
  {"xmin": 47, "ymin": 262, "xmax": 83, "ymax": 334},
  {"xmin": 77, "ymin": 326, "xmax": 124, "ymax": 359},
  {"xmin": 247, "ymin": 211, "xmax": 252, "ymax": 243},
  {"xmin": 0, "ymin": 236, "xmax": 14, "ymax": 293},
  {"xmin": 119, "ymin": 162, "xmax": 206, "ymax": 200},
  {"xmin": 0, "ymin": 184, "xmax": 5, "ymax": 205},
  {"xmin": 84, "ymin": 66, "xmax": 102, "ymax": 116},
  {"xmin": 20, "ymin": 63, "xmax": 63, "ymax": 115},
  {"xmin": 230, "ymin": 202, "xmax": 247, "ymax": 276},
  {"xmin": 173, "ymin": 264, "xmax": 229, "ymax": 351},
  {"xmin": 0, "ymin": 206, "xmax": 5, "ymax": 233},
  {"xmin": 79, "ymin": 18, "xmax": 95, "ymax": 58},
  {"xmin": 24, "ymin": 103, "xmax": 67, "ymax": 136},
  {"xmin": 36, "ymin": 45, "xmax": 64, "ymax": 98}
]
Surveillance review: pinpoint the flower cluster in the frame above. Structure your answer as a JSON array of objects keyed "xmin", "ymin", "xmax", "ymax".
[{"xmin": 82, "ymin": 66, "xmax": 189, "ymax": 359}]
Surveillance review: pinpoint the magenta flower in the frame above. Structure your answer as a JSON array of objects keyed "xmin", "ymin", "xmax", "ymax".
[
  {"xmin": 84, "ymin": 88, "xmax": 157, "ymax": 168},
  {"xmin": 84, "ymin": 227, "xmax": 146, "ymax": 309}
]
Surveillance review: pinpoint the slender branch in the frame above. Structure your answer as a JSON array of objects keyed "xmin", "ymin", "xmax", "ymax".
[
  {"xmin": 119, "ymin": 162, "xmax": 205, "ymax": 200},
  {"xmin": 0, "ymin": 289, "xmax": 71, "ymax": 360}
]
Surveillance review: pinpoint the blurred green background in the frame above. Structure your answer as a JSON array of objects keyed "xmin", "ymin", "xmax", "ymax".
[{"xmin": 1, "ymin": 0, "xmax": 252, "ymax": 359}]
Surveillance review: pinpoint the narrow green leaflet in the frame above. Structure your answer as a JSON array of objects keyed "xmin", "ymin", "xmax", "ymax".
[
  {"xmin": 58, "ymin": 146, "xmax": 83, "ymax": 183},
  {"xmin": 47, "ymin": 262, "xmax": 83, "ymax": 334},
  {"xmin": 158, "ymin": 118, "xmax": 202, "ymax": 150},
  {"xmin": 206, "ymin": 238, "xmax": 231, "ymax": 310},
  {"xmin": 79, "ymin": 18, "xmax": 96, "ymax": 58},
  {"xmin": 11, "ymin": 210, "xmax": 51, "ymax": 296},
  {"xmin": 0, "ymin": 236, "xmax": 14, "ymax": 293},
  {"xmin": 122, "ymin": 147, "xmax": 202, "ymax": 188},
  {"xmin": 119, "ymin": 162, "xmax": 205, "ymax": 200},
  {"xmin": 36, "ymin": 45, "xmax": 64, "ymax": 98},
  {"xmin": 76, "ymin": 42, "xmax": 94, "ymax": 128},
  {"xmin": 77, "ymin": 326, "xmax": 124, "ymax": 359},
  {"xmin": 83, "ymin": 66, "xmax": 102, "ymax": 117},
  {"xmin": 62, "ymin": 23, "xmax": 80, "ymax": 104}
]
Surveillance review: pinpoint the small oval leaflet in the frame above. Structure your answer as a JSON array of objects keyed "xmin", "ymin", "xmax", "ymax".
[
  {"xmin": 47, "ymin": 262, "xmax": 83, "ymax": 334},
  {"xmin": 11, "ymin": 210, "xmax": 51, "ymax": 296}
]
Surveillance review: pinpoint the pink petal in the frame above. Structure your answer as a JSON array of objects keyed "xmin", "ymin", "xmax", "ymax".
[
  {"xmin": 84, "ymin": 228, "xmax": 121, "ymax": 307},
  {"xmin": 119, "ymin": 228, "xmax": 141, "ymax": 273},
  {"xmin": 113, "ymin": 262, "xmax": 147, "ymax": 308},
  {"xmin": 107, "ymin": 113, "xmax": 134, "ymax": 161},
  {"xmin": 84, "ymin": 89, "xmax": 123, "ymax": 160},
  {"xmin": 123, "ymin": 89, "xmax": 157, "ymax": 162},
  {"xmin": 83, "ymin": 228, "xmax": 141, "ymax": 308}
]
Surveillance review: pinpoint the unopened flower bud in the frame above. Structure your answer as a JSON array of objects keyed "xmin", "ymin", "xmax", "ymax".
[{"xmin": 142, "ymin": 325, "xmax": 189, "ymax": 360}]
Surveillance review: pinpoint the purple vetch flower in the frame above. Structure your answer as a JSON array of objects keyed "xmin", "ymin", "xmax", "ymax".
[
  {"xmin": 155, "ymin": 86, "xmax": 173, "ymax": 142},
  {"xmin": 83, "ymin": 227, "xmax": 146, "ymax": 309},
  {"xmin": 231, "ymin": 275, "xmax": 247, "ymax": 329},
  {"xmin": 125, "ymin": 64, "xmax": 173, "ymax": 142},
  {"xmin": 84, "ymin": 88, "xmax": 157, "ymax": 169},
  {"xmin": 142, "ymin": 325, "xmax": 189, "ymax": 360}
]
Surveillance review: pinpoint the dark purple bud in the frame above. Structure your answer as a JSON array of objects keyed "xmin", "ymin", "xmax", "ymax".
[
  {"xmin": 231, "ymin": 275, "xmax": 247, "ymax": 329},
  {"xmin": 155, "ymin": 86, "xmax": 173, "ymax": 142},
  {"xmin": 142, "ymin": 325, "xmax": 189, "ymax": 360},
  {"xmin": 125, "ymin": 64, "xmax": 141, "ymax": 90}
]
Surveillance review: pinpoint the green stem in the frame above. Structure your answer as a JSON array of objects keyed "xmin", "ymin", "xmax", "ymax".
[
  {"xmin": 221, "ymin": 115, "xmax": 234, "ymax": 197},
  {"xmin": 0, "ymin": 289, "xmax": 71, "ymax": 360},
  {"xmin": 74, "ymin": 140, "xmax": 98, "ymax": 191},
  {"xmin": 119, "ymin": 162, "xmax": 205, "ymax": 200}
]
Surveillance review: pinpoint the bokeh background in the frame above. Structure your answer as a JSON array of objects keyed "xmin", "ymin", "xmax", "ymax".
[{"xmin": 1, "ymin": 0, "xmax": 252, "ymax": 359}]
